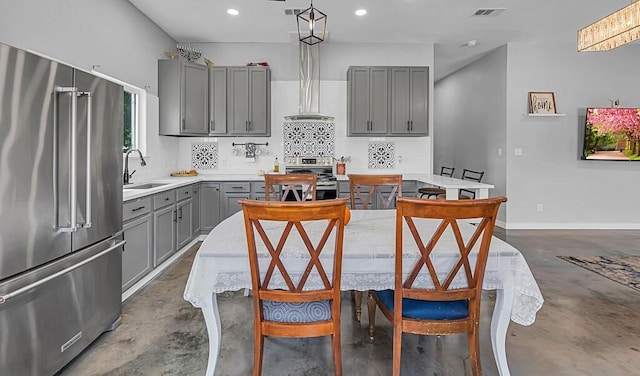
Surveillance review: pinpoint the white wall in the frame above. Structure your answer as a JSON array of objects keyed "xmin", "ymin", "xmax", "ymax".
[
  {"xmin": 177, "ymin": 42, "xmax": 435, "ymax": 176},
  {"xmin": 434, "ymin": 46, "xmax": 508, "ymax": 223},
  {"xmin": 436, "ymin": 42, "xmax": 640, "ymax": 228},
  {"xmin": 0, "ymin": 0, "xmax": 181, "ymax": 181},
  {"xmin": 505, "ymin": 43, "xmax": 640, "ymax": 228}
]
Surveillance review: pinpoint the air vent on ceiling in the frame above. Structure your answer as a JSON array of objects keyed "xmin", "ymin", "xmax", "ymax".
[
  {"xmin": 285, "ymin": 9, "xmax": 303, "ymax": 16},
  {"xmin": 472, "ymin": 8, "xmax": 506, "ymax": 17}
]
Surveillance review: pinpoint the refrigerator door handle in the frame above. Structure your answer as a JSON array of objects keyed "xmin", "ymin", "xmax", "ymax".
[
  {"xmin": 0, "ymin": 240, "xmax": 126, "ymax": 305},
  {"xmin": 56, "ymin": 87, "xmax": 79, "ymax": 233},
  {"xmin": 79, "ymin": 91, "xmax": 92, "ymax": 228}
]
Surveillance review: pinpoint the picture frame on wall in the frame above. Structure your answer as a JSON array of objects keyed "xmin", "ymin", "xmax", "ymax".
[{"xmin": 528, "ymin": 92, "xmax": 557, "ymax": 114}]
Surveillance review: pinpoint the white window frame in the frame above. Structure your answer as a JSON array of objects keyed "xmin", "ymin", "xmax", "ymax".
[{"xmin": 91, "ymin": 70, "xmax": 147, "ymax": 157}]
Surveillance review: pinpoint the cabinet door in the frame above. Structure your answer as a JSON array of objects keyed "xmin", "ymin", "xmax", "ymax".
[
  {"xmin": 408, "ymin": 67, "xmax": 429, "ymax": 135},
  {"xmin": 391, "ymin": 67, "xmax": 428, "ymax": 136},
  {"xmin": 223, "ymin": 193, "xmax": 250, "ymax": 220},
  {"xmin": 192, "ymin": 184, "xmax": 201, "ymax": 236},
  {"xmin": 181, "ymin": 62, "xmax": 209, "ymax": 135},
  {"xmin": 154, "ymin": 205, "xmax": 176, "ymax": 267},
  {"xmin": 369, "ymin": 67, "xmax": 389, "ymax": 134},
  {"xmin": 390, "ymin": 67, "xmax": 411, "ymax": 134},
  {"xmin": 122, "ymin": 213, "xmax": 153, "ymax": 291},
  {"xmin": 201, "ymin": 183, "xmax": 221, "ymax": 233},
  {"xmin": 247, "ymin": 67, "xmax": 270, "ymax": 135},
  {"xmin": 209, "ymin": 67, "xmax": 227, "ymax": 135},
  {"xmin": 177, "ymin": 198, "xmax": 193, "ymax": 249},
  {"xmin": 348, "ymin": 67, "xmax": 372, "ymax": 135},
  {"xmin": 228, "ymin": 67, "xmax": 249, "ymax": 134}
]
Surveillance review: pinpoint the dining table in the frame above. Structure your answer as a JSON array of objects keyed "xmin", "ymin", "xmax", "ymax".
[{"xmin": 184, "ymin": 209, "xmax": 544, "ymax": 376}]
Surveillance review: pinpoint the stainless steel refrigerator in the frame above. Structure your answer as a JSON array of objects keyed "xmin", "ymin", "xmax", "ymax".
[{"xmin": 0, "ymin": 42, "xmax": 124, "ymax": 375}]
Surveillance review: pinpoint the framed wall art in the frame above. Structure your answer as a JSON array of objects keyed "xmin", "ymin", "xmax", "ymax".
[{"xmin": 528, "ymin": 92, "xmax": 557, "ymax": 114}]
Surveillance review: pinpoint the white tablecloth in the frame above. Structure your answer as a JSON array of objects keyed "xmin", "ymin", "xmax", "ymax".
[{"xmin": 184, "ymin": 210, "xmax": 543, "ymax": 326}]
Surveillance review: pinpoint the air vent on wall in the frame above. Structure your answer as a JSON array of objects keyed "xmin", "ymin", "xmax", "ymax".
[
  {"xmin": 472, "ymin": 8, "xmax": 506, "ymax": 17},
  {"xmin": 285, "ymin": 9, "xmax": 303, "ymax": 16}
]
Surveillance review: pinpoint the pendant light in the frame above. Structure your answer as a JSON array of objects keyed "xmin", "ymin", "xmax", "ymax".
[{"xmin": 297, "ymin": 1, "xmax": 327, "ymax": 45}]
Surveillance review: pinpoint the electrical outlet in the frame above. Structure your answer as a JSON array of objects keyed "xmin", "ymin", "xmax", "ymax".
[
  {"xmin": 537, "ymin": 204, "xmax": 543, "ymax": 212},
  {"xmin": 498, "ymin": 147, "xmax": 503, "ymax": 156},
  {"xmin": 515, "ymin": 148, "xmax": 523, "ymax": 156}
]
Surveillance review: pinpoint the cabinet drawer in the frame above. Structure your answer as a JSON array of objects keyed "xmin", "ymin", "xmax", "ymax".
[
  {"xmin": 176, "ymin": 185, "xmax": 193, "ymax": 201},
  {"xmin": 252, "ymin": 182, "xmax": 266, "ymax": 193},
  {"xmin": 223, "ymin": 182, "xmax": 251, "ymax": 193},
  {"xmin": 123, "ymin": 197, "xmax": 152, "ymax": 222},
  {"xmin": 154, "ymin": 190, "xmax": 176, "ymax": 209}
]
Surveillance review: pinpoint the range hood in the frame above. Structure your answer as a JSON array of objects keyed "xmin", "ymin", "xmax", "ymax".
[{"xmin": 285, "ymin": 43, "xmax": 334, "ymax": 121}]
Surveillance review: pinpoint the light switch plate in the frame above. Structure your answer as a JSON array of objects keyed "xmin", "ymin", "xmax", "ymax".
[{"xmin": 514, "ymin": 148, "xmax": 523, "ymax": 156}]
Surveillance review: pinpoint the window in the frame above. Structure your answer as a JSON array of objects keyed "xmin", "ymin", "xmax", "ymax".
[
  {"xmin": 91, "ymin": 70, "xmax": 147, "ymax": 155},
  {"xmin": 124, "ymin": 90, "xmax": 138, "ymax": 152}
]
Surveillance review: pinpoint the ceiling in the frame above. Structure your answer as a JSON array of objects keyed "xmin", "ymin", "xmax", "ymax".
[{"xmin": 129, "ymin": 0, "xmax": 634, "ymax": 81}]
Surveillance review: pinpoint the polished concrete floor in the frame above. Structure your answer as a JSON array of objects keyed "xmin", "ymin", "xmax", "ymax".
[{"xmin": 60, "ymin": 229, "xmax": 640, "ymax": 375}]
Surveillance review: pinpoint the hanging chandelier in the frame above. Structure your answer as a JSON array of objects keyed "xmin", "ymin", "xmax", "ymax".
[
  {"xmin": 578, "ymin": 1, "xmax": 640, "ymax": 52},
  {"xmin": 296, "ymin": 1, "xmax": 327, "ymax": 45}
]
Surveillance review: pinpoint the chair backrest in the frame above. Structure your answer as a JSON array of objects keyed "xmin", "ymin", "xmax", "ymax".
[
  {"xmin": 264, "ymin": 173, "xmax": 317, "ymax": 201},
  {"xmin": 240, "ymin": 198, "xmax": 348, "ymax": 307},
  {"xmin": 394, "ymin": 196, "xmax": 506, "ymax": 318},
  {"xmin": 348, "ymin": 174, "xmax": 403, "ymax": 210},
  {"xmin": 440, "ymin": 166, "xmax": 455, "ymax": 177},
  {"xmin": 460, "ymin": 169, "xmax": 484, "ymax": 199}
]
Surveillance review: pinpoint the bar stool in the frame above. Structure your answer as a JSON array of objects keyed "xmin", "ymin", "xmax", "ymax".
[
  {"xmin": 418, "ymin": 166, "xmax": 454, "ymax": 199},
  {"xmin": 437, "ymin": 169, "xmax": 484, "ymax": 200}
]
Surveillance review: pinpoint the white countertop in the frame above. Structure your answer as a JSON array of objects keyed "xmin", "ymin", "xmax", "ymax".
[{"xmin": 123, "ymin": 172, "xmax": 494, "ymax": 202}]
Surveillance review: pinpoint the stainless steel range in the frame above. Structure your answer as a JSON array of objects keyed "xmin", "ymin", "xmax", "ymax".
[{"xmin": 284, "ymin": 156, "xmax": 337, "ymax": 200}]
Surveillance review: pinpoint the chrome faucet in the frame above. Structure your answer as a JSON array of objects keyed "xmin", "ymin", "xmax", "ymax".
[{"xmin": 124, "ymin": 149, "xmax": 147, "ymax": 185}]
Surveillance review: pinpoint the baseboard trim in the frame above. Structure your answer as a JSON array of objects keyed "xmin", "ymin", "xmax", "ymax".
[
  {"xmin": 504, "ymin": 222, "xmax": 640, "ymax": 230},
  {"xmin": 122, "ymin": 236, "xmax": 204, "ymax": 302}
]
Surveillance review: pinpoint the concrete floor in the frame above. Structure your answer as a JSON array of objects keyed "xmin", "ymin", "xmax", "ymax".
[{"xmin": 59, "ymin": 229, "xmax": 640, "ymax": 376}]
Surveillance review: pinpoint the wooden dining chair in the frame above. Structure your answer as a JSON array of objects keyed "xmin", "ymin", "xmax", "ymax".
[
  {"xmin": 418, "ymin": 166, "xmax": 455, "ymax": 199},
  {"xmin": 347, "ymin": 174, "xmax": 403, "ymax": 321},
  {"xmin": 437, "ymin": 168, "xmax": 485, "ymax": 200},
  {"xmin": 367, "ymin": 196, "xmax": 506, "ymax": 376},
  {"xmin": 264, "ymin": 173, "xmax": 317, "ymax": 201},
  {"xmin": 240, "ymin": 198, "xmax": 348, "ymax": 376}
]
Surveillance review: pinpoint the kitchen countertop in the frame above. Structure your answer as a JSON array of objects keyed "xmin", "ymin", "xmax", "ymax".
[{"xmin": 122, "ymin": 174, "xmax": 267, "ymax": 201}]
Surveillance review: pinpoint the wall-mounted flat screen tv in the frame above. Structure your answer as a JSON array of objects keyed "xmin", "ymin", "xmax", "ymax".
[{"xmin": 582, "ymin": 107, "xmax": 640, "ymax": 161}]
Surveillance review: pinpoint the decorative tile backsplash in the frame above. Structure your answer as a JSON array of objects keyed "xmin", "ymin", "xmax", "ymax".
[
  {"xmin": 368, "ymin": 142, "xmax": 395, "ymax": 169},
  {"xmin": 283, "ymin": 121, "xmax": 335, "ymax": 157},
  {"xmin": 191, "ymin": 142, "xmax": 218, "ymax": 169}
]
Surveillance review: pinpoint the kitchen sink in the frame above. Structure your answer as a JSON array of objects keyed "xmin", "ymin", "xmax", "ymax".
[{"xmin": 123, "ymin": 183, "xmax": 169, "ymax": 190}]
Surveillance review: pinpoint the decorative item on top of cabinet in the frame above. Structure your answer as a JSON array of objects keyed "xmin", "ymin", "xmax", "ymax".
[
  {"xmin": 390, "ymin": 67, "xmax": 429, "ymax": 135},
  {"xmin": 158, "ymin": 59, "xmax": 209, "ymax": 136},
  {"xmin": 227, "ymin": 66, "xmax": 271, "ymax": 136},
  {"xmin": 347, "ymin": 66, "xmax": 389, "ymax": 136}
]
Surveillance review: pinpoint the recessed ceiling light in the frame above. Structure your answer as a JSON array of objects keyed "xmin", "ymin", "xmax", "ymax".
[
  {"xmin": 355, "ymin": 9, "xmax": 367, "ymax": 16},
  {"xmin": 227, "ymin": 9, "xmax": 239, "ymax": 16},
  {"xmin": 465, "ymin": 40, "xmax": 478, "ymax": 47}
]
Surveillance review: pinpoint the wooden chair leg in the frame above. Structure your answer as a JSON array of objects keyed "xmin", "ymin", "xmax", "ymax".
[
  {"xmin": 392, "ymin": 326, "xmax": 402, "ymax": 376},
  {"xmin": 467, "ymin": 326, "xmax": 482, "ymax": 376},
  {"xmin": 354, "ymin": 291, "xmax": 362, "ymax": 321},
  {"xmin": 332, "ymin": 332, "xmax": 343, "ymax": 376},
  {"xmin": 253, "ymin": 334, "xmax": 264, "ymax": 376},
  {"xmin": 367, "ymin": 291, "xmax": 377, "ymax": 339}
]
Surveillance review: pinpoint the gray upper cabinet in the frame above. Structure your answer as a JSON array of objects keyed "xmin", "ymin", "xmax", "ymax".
[
  {"xmin": 390, "ymin": 67, "xmax": 429, "ymax": 135},
  {"xmin": 347, "ymin": 67, "xmax": 389, "ymax": 136},
  {"xmin": 208, "ymin": 67, "xmax": 227, "ymax": 135},
  {"xmin": 159, "ymin": 60, "xmax": 209, "ymax": 136},
  {"xmin": 227, "ymin": 66, "xmax": 271, "ymax": 136}
]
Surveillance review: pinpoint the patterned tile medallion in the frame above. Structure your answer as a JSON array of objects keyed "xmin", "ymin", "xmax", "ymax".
[
  {"xmin": 283, "ymin": 121, "xmax": 335, "ymax": 157},
  {"xmin": 191, "ymin": 142, "xmax": 218, "ymax": 169},
  {"xmin": 368, "ymin": 142, "xmax": 395, "ymax": 169}
]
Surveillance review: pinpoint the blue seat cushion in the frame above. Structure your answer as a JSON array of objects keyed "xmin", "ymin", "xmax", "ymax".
[
  {"xmin": 262, "ymin": 300, "xmax": 332, "ymax": 323},
  {"xmin": 375, "ymin": 290, "xmax": 469, "ymax": 320}
]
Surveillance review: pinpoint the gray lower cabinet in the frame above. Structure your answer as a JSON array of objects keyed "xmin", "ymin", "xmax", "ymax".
[
  {"xmin": 177, "ymin": 198, "xmax": 193, "ymax": 249},
  {"xmin": 122, "ymin": 198, "xmax": 153, "ymax": 291},
  {"xmin": 153, "ymin": 204, "xmax": 176, "ymax": 267},
  {"xmin": 222, "ymin": 182, "xmax": 251, "ymax": 219},
  {"xmin": 201, "ymin": 183, "xmax": 221, "ymax": 232},
  {"xmin": 192, "ymin": 184, "xmax": 201, "ymax": 236}
]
